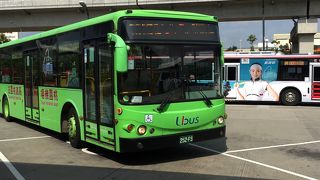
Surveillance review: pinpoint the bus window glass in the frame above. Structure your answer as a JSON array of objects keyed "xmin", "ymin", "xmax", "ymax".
[
  {"xmin": 227, "ymin": 67, "xmax": 236, "ymax": 81},
  {"xmin": 38, "ymin": 38, "xmax": 58, "ymax": 86},
  {"xmin": 99, "ymin": 46, "xmax": 113, "ymax": 124},
  {"xmin": 12, "ymin": 47, "xmax": 23, "ymax": 84},
  {"xmin": 278, "ymin": 60, "xmax": 309, "ymax": 81},
  {"xmin": 0, "ymin": 49, "xmax": 11, "ymax": 83},
  {"xmin": 118, "ymin": 44, "xmax": 222, "ymax": 104},
  {"xmin": 314, "ymin": 67, "xmax": 320, "ymax": 81},
  {"xmin": 84, "ymin": 47, "xmax": 96, "ymax": 121},
  {"xmin": 58, "ymin": 31, "xmax": 81, "ymax": 88}
]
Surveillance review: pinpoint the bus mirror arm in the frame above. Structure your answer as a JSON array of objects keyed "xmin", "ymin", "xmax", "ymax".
[{"xmin": 107, "ymin": 33, "xmax": 128, "ymax": 72}]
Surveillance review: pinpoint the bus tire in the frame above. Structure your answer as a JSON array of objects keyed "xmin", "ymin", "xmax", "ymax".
[
  {"xmin": 281, "ymin": 89, "xmax": 300, "ymax": 106},
  {"xmin": 67, "ymin": 108, "xmax": 82, "ymax": 148},
  {"xmin": 2, "ymin": 96, "xmax": 12, "ymax": 122}
]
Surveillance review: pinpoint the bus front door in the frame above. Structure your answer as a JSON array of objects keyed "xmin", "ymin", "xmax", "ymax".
[
  {"xmin": 311, "ymin": 64, "xmax": 320, "ymax": 100},
  {"xmin": 83, "ymin": 41, "xmax": 115, "ymax": 150},
  {"xmin": 224, "ymin": 63, "xmax": 240, "ymax": 98},
  {"xmin": 24, "ymin": 51, "xmax": 40, "ymax": 124}
]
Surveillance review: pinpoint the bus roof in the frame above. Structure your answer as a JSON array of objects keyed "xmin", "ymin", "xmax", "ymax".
[
  {"xmin": 224, "ymin": 54, "xmax": 320, "ymax": 59},
  {"xmin": 0, "ymin": 9, "xmax": 217, "ymax": 49}
]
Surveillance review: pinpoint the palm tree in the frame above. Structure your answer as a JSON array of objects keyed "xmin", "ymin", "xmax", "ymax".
[
  {"xmin": 271, "ymin": 40, "xmax": 280, "ymax": 53},
  {"xmin": 247, "ymin": 34, "xmax": 257, "ymax": 51},
  {"xmin": 0, "ymin": 33, "xmax": 10, "ymax": 44}
]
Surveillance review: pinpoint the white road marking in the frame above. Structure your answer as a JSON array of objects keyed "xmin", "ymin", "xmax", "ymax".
[
  {"xmin": 81, "ymin": 148, "xmax": 98, "ymax": 155},
  {"xmin": 0, "ymin": 152, "xmax": 25, "ymax": 180},
  {"xmin": 190, "ymin": 144, "xmax": 318, "ymax": 180},
  {"xmin": 225, "ymin": 140, "xmax": 320, "ymax": 154},
  {"xmin": 226, "ymin": 104, "xmax": 320, "ymax": 110},
  {"xmin": 0, "ymin": 136, "xmax": 50, "ymax": 142}
]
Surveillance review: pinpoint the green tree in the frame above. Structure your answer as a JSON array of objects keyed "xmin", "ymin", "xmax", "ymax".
[
  {"xmin": 279, "ymin": 43, "xmax": 290, "ymax": 54},
  {"xmin": 0, "ymin": 33, "xmax": 11, "ymax": 44},
  {"xmin": 247, "ymin": 34, "xmax": 257, "ymax": 51},
  {"xmin": 226, "ymin": 45, "xmax": 238, "ymax": 51},
  {"xmin": 271, "ymin": 40, "xmax": 280, "ymax": 53}
]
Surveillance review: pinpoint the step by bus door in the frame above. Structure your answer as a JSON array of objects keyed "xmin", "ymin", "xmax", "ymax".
[
  {"xmin": 24, "ymin": 51, "xmax": 40, "ymax": 124},
  {"xmin": 311, "ymin": 63, "xmax": 320, "ymax": 100},
  {"xmin": 83, "ymin": 40, "xmax": 115, "ymax": 149}
]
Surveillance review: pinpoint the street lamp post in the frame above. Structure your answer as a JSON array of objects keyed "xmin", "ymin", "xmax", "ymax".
[
  {"xmin": 262, "ymin": 0, "xmax": 265, "ymax": 51},
  {"xmin": 79, "ymin": 1, "xmax": 89, "ymax": 19}
]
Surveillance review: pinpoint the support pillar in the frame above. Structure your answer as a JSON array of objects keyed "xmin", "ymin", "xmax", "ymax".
[{"xmin": 290, "ymin": 18, "xmax": 318, "ymax": 54}]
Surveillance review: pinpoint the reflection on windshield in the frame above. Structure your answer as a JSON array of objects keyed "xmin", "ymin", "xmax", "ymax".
[{"xmin": 118, "ymin": 44, "xmax": 222, "ymax": 104}]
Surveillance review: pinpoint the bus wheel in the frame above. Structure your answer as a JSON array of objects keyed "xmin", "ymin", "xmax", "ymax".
[
  {"xmin": 2, "ymin": 97, "xmax": 12, "ymax": 122},
  {"xmin": 67, "ymin": 108, "xmax": 81, "ymax": 148},
  {"xmin": 281, "ymin": 89, "xmax": 300, "ymax": 106}
]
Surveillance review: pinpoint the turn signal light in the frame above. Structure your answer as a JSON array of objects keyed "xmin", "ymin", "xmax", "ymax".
[
  {"xmin": 127, "ymin": 124, "xmax": 134, "ymax": 131},
  {"xmin": 124, "ymin": 124, "xmax": 134, "ymax": 132},
  {"xmin": 117, "ymin": 108, "xmax": 123, "ymax": 115}
]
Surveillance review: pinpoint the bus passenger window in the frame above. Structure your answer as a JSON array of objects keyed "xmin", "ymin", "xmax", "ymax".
[{"xmin": 57, "ymin": 31, "xmax": 81, "ymax": 88}]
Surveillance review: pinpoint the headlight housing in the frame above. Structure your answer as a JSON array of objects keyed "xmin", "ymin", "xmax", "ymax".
[
  {"xmin": 217, "ymin": 117, "xmax": 225, "ymax": 125},
  {"xmin": 137, "ymin": 125, "xmax": 147, "ymax": 135}
]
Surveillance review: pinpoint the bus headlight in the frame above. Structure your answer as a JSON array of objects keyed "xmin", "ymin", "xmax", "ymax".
[
  {"xmin": 137, "ymin": 125, "xmax": 147, "ymax": 135},
  {"xmin": 217, "ymin": 117, "xmax": 224, "ymax": 124}
]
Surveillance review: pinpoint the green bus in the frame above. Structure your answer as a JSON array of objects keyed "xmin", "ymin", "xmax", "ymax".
[{"xmin": 0, "ymin": 10, "xmax": 226, "ymax": 152}]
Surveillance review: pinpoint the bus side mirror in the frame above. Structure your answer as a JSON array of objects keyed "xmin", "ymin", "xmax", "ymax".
[{"xmin": 107, "ymin": 33, "xmax": 128, "ymax": 72}]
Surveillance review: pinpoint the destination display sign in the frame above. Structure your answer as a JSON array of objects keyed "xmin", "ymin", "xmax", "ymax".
[{"xmin": 120, "ymin": 19, "xmax": 219, "ymax": 42}]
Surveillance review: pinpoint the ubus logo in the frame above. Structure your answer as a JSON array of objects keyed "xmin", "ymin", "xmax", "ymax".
[{"xmin": 176, "ymin": 116, "xmax": 199, "ymax": 126}]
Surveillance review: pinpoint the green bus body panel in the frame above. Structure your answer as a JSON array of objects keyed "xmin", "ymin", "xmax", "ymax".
[
  {"xmin": 100, "ymin": 126, "xmax": 115, "ymax": 145},
  {"xmin": 38, "ymin": 87, "xmax": 83, "ymax": 134},
  {"xmin": 0, "ymin": 84, "xmax": 25, "ymax": 120},
  {"xmin": 114, "ymin": 99, "xmax": 225, "ymax": 152},
  {"xmin": 86, "ymin": 138, "xmax": 115, "ymax": 151},
  {"xmin": 85, "ymin": 121, "xmax": 98, "ymax": 139}
]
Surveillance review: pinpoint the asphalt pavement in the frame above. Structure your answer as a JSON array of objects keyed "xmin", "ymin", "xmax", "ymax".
[{"xmin": 1, "ymin": 104, "xmax": 319, "ymax": 180}]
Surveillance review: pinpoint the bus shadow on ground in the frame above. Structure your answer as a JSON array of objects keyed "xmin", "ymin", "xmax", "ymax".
[
  {"xmin": 9, "ymin": 118, "xmax": 69, "ymax": 141},
  {"xmin": 83, "ymin": 137, "xmax": 227, "ymax": 166},
  {"xmin": 9, "ymin": 118, "xmax": 227, "ymax": 165},
  {"xmin": 8, "ymin": 161, "xmax": 268, "ymax": 180}
]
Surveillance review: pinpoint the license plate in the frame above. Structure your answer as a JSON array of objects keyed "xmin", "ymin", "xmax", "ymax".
[{"xmin": 179, "ymin": 135, "xmax": 193, "ymax": 144}]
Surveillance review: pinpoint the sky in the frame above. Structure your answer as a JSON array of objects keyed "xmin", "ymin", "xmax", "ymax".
[
  {"xmin": 220, "ymin": 18, "xmax": 320, "ymax": 49},
  {"xmin": 20, "ymin": 18, "xmax": 320, "ymax": 49}
]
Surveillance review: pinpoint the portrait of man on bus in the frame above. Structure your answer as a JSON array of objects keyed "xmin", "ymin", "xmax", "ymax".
[{"xmin": 235, "ymin": 63, "xmax": 279, "ymax": 101}]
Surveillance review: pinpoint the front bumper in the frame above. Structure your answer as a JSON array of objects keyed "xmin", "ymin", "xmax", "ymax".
[{"xmin": 119, "ymin": 126, "xmax": 226, "ymax": 153}]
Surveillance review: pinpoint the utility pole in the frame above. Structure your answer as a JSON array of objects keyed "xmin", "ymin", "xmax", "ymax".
[{"xmin": 262, "ymin": 0, "xmax": 265, "ymax": 51}]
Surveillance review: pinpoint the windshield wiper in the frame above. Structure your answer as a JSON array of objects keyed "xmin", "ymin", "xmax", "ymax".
[
  {"xmin": 198, "ymin": 88, "xmax": 213, "ymax": 107},
  {"xmin": 155, "ymin": 80, "xmax": 176, "ymax": 113},
  {"xmin": 156, "ymin": 92, "xmax": 174, "ymax": 113}
]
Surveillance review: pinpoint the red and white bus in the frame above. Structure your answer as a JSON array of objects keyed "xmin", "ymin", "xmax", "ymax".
[{"xmin": 223, "ymin": 53, "xmax": 320, "ymax": 105}]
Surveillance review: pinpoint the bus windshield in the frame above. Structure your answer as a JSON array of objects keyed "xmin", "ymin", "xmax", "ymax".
[{"xmin": 117, "ymin": 44, "xmax": 222, "ymax": 105}]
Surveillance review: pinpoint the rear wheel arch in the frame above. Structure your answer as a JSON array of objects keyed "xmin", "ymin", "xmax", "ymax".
[
  {"xmin": 60, "ymin": 102, "xmax": 79, "ymax": 133},
  {"xmin": 280, "ymin": 87, "xmax": 301, "ymax": 106},
  {"xmin": 2, "ymin": 95, "xmax": 12, "ymax": 122},
  {"xmin": 60, "ymin": 102, "xmax": 82, "ymax": 148}
]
